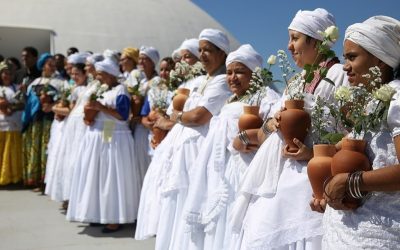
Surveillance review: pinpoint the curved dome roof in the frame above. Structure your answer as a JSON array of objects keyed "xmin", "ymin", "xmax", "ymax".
[{"xmin": 0, "ymin": 0, "xmax": 239, "ymax": 58}]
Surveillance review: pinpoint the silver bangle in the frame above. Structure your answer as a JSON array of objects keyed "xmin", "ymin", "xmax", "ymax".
[
  {"xmin": 262, "ymin": 118, "xmax": 273, "ymax": 136},
  {"xmin": 177, "ymin": 111, "xmax": 183, "ymax": 124},
  {"xmin": 238, "ymin": 130, "xmax": 250, "ymax": 146},
  {"xmin": 347, "ymin": 171, "xmax": 366, "ymax": 199}
]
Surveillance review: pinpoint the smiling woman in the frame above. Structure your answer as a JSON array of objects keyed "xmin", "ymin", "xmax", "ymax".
[{"xmin": 321, "ymin": 15, "xmax": 400, "ymax": 249}]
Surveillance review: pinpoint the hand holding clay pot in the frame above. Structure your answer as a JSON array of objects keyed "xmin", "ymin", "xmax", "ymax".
[
  {"xmin": 238, "ymin": 106, "xmax": 263, "ymax": 131},
  {"xmin": 83, "ymin": 101, "xmax": 99, "ymax": 126},
  {"xmin": 279, "ymin": 100, "xmax": 311, "ymax": 153}
]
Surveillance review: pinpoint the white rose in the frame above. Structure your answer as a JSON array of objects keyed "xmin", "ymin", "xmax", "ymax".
[
  {"xmin": 373, "ymin": 84, "xmax": 396, "ymax": 102},
  {"xmin": 334, "ymin": 86, "xmax": 351, "ymax": 101},
  {"xmin": 99, "ymin": 84, "xmax": 109, "ymax": 92},
  {"xmin": 267, "ymin": 55, "xmax": 276, "ymax": 65},
  {"xmin": 325, "ymin": 26, "xmax": 339, "ymax": 42}
]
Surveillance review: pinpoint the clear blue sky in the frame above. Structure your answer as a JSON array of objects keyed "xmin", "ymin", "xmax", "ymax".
[{"xmin": 192, "ymin": 0, "xmax": 399, "ymax": 91}]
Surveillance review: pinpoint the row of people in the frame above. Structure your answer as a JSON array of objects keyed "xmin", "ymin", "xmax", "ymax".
[{"xmin": 0, "ymin": 7, "xmax": 399, "ymax": 250}]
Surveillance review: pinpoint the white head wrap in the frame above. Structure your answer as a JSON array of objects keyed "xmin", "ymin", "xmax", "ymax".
[
  {"xmin": 199, "ymin": 28, "xmax": 230, "ymax": 54},
  {"xmin": 179, "ymin": 38, "xmax": 200, "ymax": 59},
  {"xmin": 103, "ymin": 49, "xmax": 120, "ymax": 65},
  {"xmin": 288, "ymin": 8, "xmax": 336, "ymax": 46},
  {"xmin": 140, "ymin": 46, "xmax": 160, "ymax": 65},
  {"xmin": 171, "ymin": 48, "xmax": 182, "ymax": 62},
  {"xmin": 86, "ymin": 53, "xmax": 104, "ymax": 65},
  {"xmin": 67, "ymin": 52, "xmax": 90, "ymax": 64},
  {"xmin": 95, "ymin": 58, "xmax": 120, "ymax": 77},
  {"xmin": 345, "ymin": 15, "xmax": 400, "ymax": 69},
  {"xmin": 226, "ymin": 44, "xmax": 263, "ymax": 71}
]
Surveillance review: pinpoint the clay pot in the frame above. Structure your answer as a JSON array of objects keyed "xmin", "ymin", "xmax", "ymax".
[
  {"xmin": 152, "ymin": 127, "xmax": 168, "ymax": 148},
  {"xmin": 0, "ymin": 97, "xmax": 8, "ymax": 113},
  {"xmin": 83, "ymin": 101, "xmax": 99, "ymax": 126},
  {"xmin": 55, "ymin": 101, "xmax": 69, "ymax": 121},
  {"xmin": 279, "ymin": 100, "xmax": 311, "ymax": 153},
  {"xmin": 331, "ymin": 138, "xmax": 371, "ymax": 209},
  {"xmin": 39, "ymin": 93, "xmax": 53, "ymax": 105},
  {"xmin": 307, "ymin": 144, "xmax": 336, "ymax": 199},
  {"xmin": 131, "ymin": 95, "xmax": 143, "ymax": 118},
  {"xmin": 173, "ymin": 88, "xmax": 190, "ymax": 111},
  {"xmin": 238, "ymin": 106, "xmax": 263, "ymax": 131}
]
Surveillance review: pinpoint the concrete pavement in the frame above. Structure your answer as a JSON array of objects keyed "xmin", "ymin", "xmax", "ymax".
[{"xmin": 0, "ymin": 186, "xmax": 155, "ymax": 250}]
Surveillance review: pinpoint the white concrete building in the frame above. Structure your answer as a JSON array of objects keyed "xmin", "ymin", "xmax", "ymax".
[{"xmin": 0, "ymin": 0, "xmax": 239, "ymax": 58}]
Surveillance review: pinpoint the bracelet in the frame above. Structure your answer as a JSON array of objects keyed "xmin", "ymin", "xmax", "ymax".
[
  {"xmin": 176, "ymin": 111, "xmax": 183, "ymax": 124},
  {"xmin": 238, "ymin": 130, "xmax": 250, "ymax": 146},
  {"xmin": 262, "ymin": 118, "xmax": 273, "ymax": 136},
  {"xmin": 346, "ymin": 171, "xmax": 367, "ymax": 199}
]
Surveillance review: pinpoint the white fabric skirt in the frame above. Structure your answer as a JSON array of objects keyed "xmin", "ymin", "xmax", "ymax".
[
  {"xmin": 45, "ymin": 115, "xmax": 87, "ymax": 201},
  {"xmin": 134, "ymin": 123, "xmax": 151, "ymax": 186},
  {"xmin": 66, "ymin": 122, "xmax": 140, "ymax": 224},
  {"xmin": 44, "ymin": 119, "xmax": 65, "ymax": 186},
  {"xmin": 240, "ymin": 161, "xmax": 323, "ymax": 249},
  {"xmin": 135, "ymin": 125, "xmax": 182, "ymax": 240}
]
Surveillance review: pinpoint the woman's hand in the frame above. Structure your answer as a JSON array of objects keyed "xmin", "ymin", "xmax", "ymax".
[
  {"xmin": 282, "ymin": 138, "xmax": 313, "ymax": 161},
  {"xmin": 232, "ymin": 136, "xmax": 259, "ymax": 153},
  {"xmin": 141, "ymin": 116, "xmax": 155, "ymax": 129},
  {"xmin": 87, "ymin": 101, "xmax": 105, "ymax": 111},
  {"xmin": 42, "ymin": 103, "xmax": 54, "ymax": 113},
  {"xmin": 154, "ymin": 116, "xmax": 174, "ymax": 131},
  {"xmin": 324, "ymin": 173, "xmax": 353, "ymax": 210},
  {"xmin": 310, "ymin": 195, "xmax": 327, "ymax": 213}
]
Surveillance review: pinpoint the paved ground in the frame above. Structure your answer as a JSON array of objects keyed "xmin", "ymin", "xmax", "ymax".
[{"xmin": 0, "ymin": 186, "xmax": 155, "ymax": 250}]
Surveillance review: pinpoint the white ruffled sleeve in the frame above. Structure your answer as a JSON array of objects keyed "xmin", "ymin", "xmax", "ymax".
[
  {"xmin": 259, "ymin": 86, "xmax": 281, "ymax": 119},
  {"xmin": 387, "ymin": 80, "xmax": 400, "ymax": 138},
  {"xmin": 197, "ymin": 74, "xmax": 232, "ymax": 115}
]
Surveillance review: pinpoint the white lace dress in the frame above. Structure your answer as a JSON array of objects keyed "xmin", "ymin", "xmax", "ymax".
[
  {"xmin": 66, "ymin": 84, "xmax": 141, "ymax": 224},
  {"xmin": 135, "ymin": 76, "xmax": 203, "ymax": 240},
  {"xmin": 44, "ymin": 84, "xmax": 90, "ymax": 201},
  {"xmin": 154, "ymin": 74, "xmax": 232, "ymax": 250},
  {"xmin": 230, "ymin": 64, "xmax": 348, "ymax": 250},
  {"xmin": 182, "ymin": 87, "xmax": 280, "ymax": 250},
  {"xmin": 322, "ymin": 79, "xmax": 400, "ymax": 250}
]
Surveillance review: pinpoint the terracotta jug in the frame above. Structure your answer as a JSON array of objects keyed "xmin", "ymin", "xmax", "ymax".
[
  {"xmin": 83, "ymin": 101, "xmax": 99, "ymax": 126},
  {"xmin": 238, "ymin": 106, "xmax": 263, "ymax": 131},
  {"xmin": 39, "ymin": 93, "xmax": 53, "ymax": 105},
  {"xmin": 131, "ymin": 95, "xmax": 143, "ymax": 117},
  {"xmin": 55, "ymin": 101, "xmax": 69, "ymax": 121},
  {"xmin": 152, "ymin": 127, "xmax": 168, "ymax": 148},
  {"xmin": 0, "ymin": 98, "xmax": 8, "ymax": 113},
  {"xmin": 279, "ymin": 100, "xmax": 311, "ymax": 153},
  {"xmin": 307, "ymin": 144, "xmax": 336, "ymax": 199},
  {"xmin": 173, "ymin": 88, "xmax": 190, "ymax": 111},
  {"xmin": 331, "ymin": 138, "xmax": 371, "ymax": 209}
]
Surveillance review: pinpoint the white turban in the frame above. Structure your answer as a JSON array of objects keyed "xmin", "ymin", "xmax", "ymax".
[
  {"xmin": 226, "ymin": 44, "xmax": 263, "ymax": 71},
  {"xmin": 199, "ymin": 28, "xmax": 230, "ymax": 54},
  {"xmin": 171, "ymin": 48, "xmax": 182, "ymax": 62},
  {"xmin": 345, "ymin": 15, "xmax": 400, "ymax": 69},
  {"xmin": 140, "ymin": 46, "xmax": 160, "ymax": 65},
  {"xmin": 103, "ymin": 49, "xmax": 120, "ymax": 65},
  {"xmin": 288, "ymin": 8, "xmax": 336, "ymax": 46},
  {"xmin": 179, "ymin": 38, "xmax": 200, "ymax": 59},
  {"xmin": 95, "ymin": 58, "xmax": 120, "ymax": 77},
  {"xmin": 67, "ymin": 52, "xmax": 90, "ymax": 64},
  {"xmin": 86, "ymin": 53, "xmax": 104, "ymax": 65}
]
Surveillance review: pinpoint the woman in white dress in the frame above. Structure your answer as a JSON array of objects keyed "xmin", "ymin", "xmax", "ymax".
[
  {"xmin": 133, "ymin": 46, "xmax": 161, "ymax": 184},
  {"xmin": 135, "ymin": 39, "xmax": 202, "ymax": 241},
  {"xmin": 150, "ymin": 28, "xmax": 232, "ymax": 250},
  {"xmin": 315, "ymin": 16, "xmax": 400, "ymax": 250},
  {"xmin": 182, "ymin": 44, "xmax": 280, "ymax": 250},
  {"xmin": 44, "ymin": 61, "xmax": 89, "ymax": 206},
  {"xmin": 66, "ymin": 58, "xmax": 140, "ymax": 233},
  {"xmin": 230, "ymin": 8, "xmax": 348, "ymax": 249}
]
